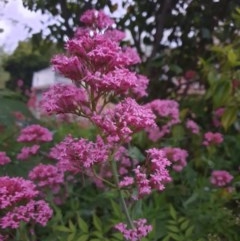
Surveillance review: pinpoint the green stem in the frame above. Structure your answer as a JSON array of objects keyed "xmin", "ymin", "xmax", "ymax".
[
  {"xmin": 91, "ymin": 166, "xmax": 116, "ymax": 188},
  {"xmin": 110, "ymin": 158, "xmax": 135, "ymax": 229}
]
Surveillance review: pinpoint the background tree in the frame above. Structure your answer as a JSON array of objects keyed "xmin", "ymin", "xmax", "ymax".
[
  {"xmin": 22, "ymin": 0, "xmax": 240, "ymax": 99},
  {"xmin": 0, "ymin": 48, "xmax": 10, "ymax": 89},
  {"xmin": 4, "ymin": 38, "xmax": 58, "ymax": 91}
]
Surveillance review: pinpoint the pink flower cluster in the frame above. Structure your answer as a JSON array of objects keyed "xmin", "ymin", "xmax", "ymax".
[
  {"xmin": 186, "ymin": 119, "xmax": 200, "ymax": 134},
  {"xmin": 134, "ymin": 148, "xmax": 171, "ymax": 198},
  {"xmin": 29, "ymin": 164, "xmax": 64, "ymax": 193},
  {"xmin": 1, "ymin": 200, "xmax": 52, "ymax": 229},
  {"xmin": 50, "ymin": 135, "xmax": 109, "ymax": 174},
  {"xmin": 203, "ymin": 132, "xmax": 223, "ymax": 146},
  {"xmin": 0, "ymin": 234, "xmax": 8, "ymax": 241},
  {"xmin": 17, "ymin": 124, "xmax": 53, "ymax": 143},
  {"xmin": 94, "ymin": 146, "xmax": 138, "ymax": 188},
  {"xmin": 80, "ymin": 9, "xmax": 114, "ymax": 29},
  {"xmin": 162, "ymin": 147, "xmax": 188, "ymax": 172},
  {"xmin": 41, "ymin": 8, "xmax": 147, "ymax": 118},
  {"xmin": 92, "ymin": 98, "xmax": 156, "ymax": 143},
  {"xmin": 213, "ymin": 108, "xmax": 225, "ymax": 127},
  {"xmin": 41, "ymin": 84, "xmax": 88, "ymax": 115},
  {"xmin": 115, "ymin": 219, "xmax": 152, "ymax": 241},
  {"xmin": 17, "ymin": 145, "xmax": 40, "ymax": 161},
  {"xmin": 145, "ymin": 100, "xmax": 180, "ymax": 141},
  {"xmin": 0, "ymin": 152, "xmax": 11, "ymax": 166},
  {"xmin": 0, "ymin": 176, "xmax": 52, "ymax": 229},
  {"xmin": 210, "ymin": 170, "xmax": 233, "ymax": 187}
]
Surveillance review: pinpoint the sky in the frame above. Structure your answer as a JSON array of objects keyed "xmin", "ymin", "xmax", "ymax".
[
  {"xmin": 0, "ymin": 0, "xmax": 58, "ymax": 53},
  {"xmin": 0, "ymin": 0, "xmax": 175, "ymax": 54},
  {"xmin": 0, "ymin": 0, "xmax": 130, "ymax": 53}
]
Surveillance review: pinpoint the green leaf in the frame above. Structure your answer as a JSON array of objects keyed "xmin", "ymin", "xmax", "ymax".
[
  {"xmin": 213, "ymin": 81, "xmax": 231, "ymax": 107},
  {"xmin": 177, "ymin": 217, "xmax": 186, "ymax": 223},
  {"xmin": 93, "ymin": 214, "xmax": 102, "ymax": 231},
  {"xmin": 110, "ymin": 200, "xmax": 122, "ymax": 218},
  {"xmin": 54, "ymin": 226, "xmax": 71, "ymax": 233},
  {"xmin": 180, "ymin": 220, "xmax": 189, "ymax": 231},
  {"xmin": 168, "ymin": 220, "xmax": 177, "ymax": 225},
  {"xmin": 185, "ymin": 226, "xmax": 194, "ymax": 237},
  {"xmin": 77, "ymin": 214, "xmax": 89, "ymax": 233},
  {"xmin": 167, "ymin": 225, "xmax": 179, "ymax": 233},
  {"xmin": 92, "ymin": 231, "xmax": 103, "ymax": 238},
  {"xmin": 169, "ymin": 205, "xmax": 177, "ymax": 220},
  {"xmin": 67, "ymin": 233, "xmax": 76, "ymax": 241},
  {"xmin": 111, "ymin": 232, "xmax": 123, "ymax": 239},
  {"xmin": 162, "ymin": 235, "xmax": 171, "ymax": 241},
  {"xmin": 77, "ymin": 234, "xmax": 89, "ymax": 241},
  {"xmin": 68, "ymin": 220, "xmax": 76, "ymax": 233},
  {"xmin": 221, "ymin": 107, "xmax": 238, "ymax": 130},
  {"xmin": 169, "ymin": 233, "xmax": 182, "ymax": 241},
  {"xmin": 228, "ymin": 49, "xmax": 237, "ymax": 65},
  {"xmin": 128, "ymin": 146, "xmax": 145, "ymax": 162}
]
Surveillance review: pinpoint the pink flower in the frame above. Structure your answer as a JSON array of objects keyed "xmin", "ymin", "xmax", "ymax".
[
  {"xmin": 92, "ymin": 146, "xmax": 138, "ymax": 188},
  {"xmin": 115, "ymin": 219, "xmax": 152, "ymax": 241},
  {"xmin": 184, "ymin": 70, "xmax": 197, "ymax": 80},
  {"xmin": 86, "ymin": 68, "xmax": 138, "ymax": 95},
  {"xmin": 0, "ymin": 152, "xmax": 11, "ymax": 166},
  {"xmin": 0, "ymin": 177, "xmax": 52, "ymax": 229},
  {"xmin": 186, "ymin": 119, "xmax": 200, "ymax": 134},
  {"xmin": 51, "ymin": 55, "xmax": 86, "ymax": 81},
  {"xmin": 92, "ymin": 98, "xmax": 156, "ymax": 143},
  {"xmin": 17, "ymin": 79, "xmax": 23, "ymax": 87},
  {"xmin": 12, "ymin": 111, "xmax": 25, "ymax": 121},
  {"xmin": 54, "ymin": 135, "xmax": 109, "ymax": 174},
  {"xmin": 119, "ymin": 177, "xmax": 134, "ymax": 188},
  {"xmin": 1, "ymin": 200, "xmax": 52, "ymax": 229},
  {"xmin": 80, "ymin": 9, "xmax": 114, "ymax": 29},
  {"xmin": 0, "ymin": 234, "xmax": 8, "ymax": 241},
  {"xmin": 162, "ymin": 147, "xmax": 188, "ymax": 172},
  {"xmin": 210, "ymin": 170, "xmax": 233, "ymax": 187},
  {"xmin": 132, "ymin": 74, "xmax": 149, "ymax": 99},
  {"xmin": 145, "ymin": 100, "xmax": 180, "ymax": 141},
  {"xmin": 41, "ymin": 84, "xmax": 88, "ymax": 115},
  {"xmin": 0, "ymin": 176, "xmax": 38, "ymax": 209},
  {"xmin": 134, "ymin": 149, "xmax": 171, "ymax": 198},
  {"xmin": 17, "ymin": 124, "xmax": 53, "ymax": 143},
  {"xmin": 104, "ymin": 29, "xmax": 126, "ymax": 42},
  {"xmin": 213, "ymin": 108, "xmax": 225, "ymax": 127},
  {"xmin": 29, "ymin": 164, "xmax": 64, "ymax": 192},
  {"xmin": 203, "ymin": 132, "xmax": 223, "ymax": 146},
  {"xmin": 17, "ymin": 145, "xmax": 40, "ymax": 160}
]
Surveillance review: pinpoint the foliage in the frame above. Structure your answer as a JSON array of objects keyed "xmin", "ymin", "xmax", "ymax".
[
  {"xmin": 1, "ymin": 4, "xmax": 240, "ymax": 241},
  {"xmin": 3, "ymin": 39, "xmax": 58, "ymax": 90},
  {"xmin": 22, "ymin": 0, "xmax": 240, "ymax": 99},
  {"xmin": 0, "ymin": 48, "xmax": 10, "ymax": 89}
]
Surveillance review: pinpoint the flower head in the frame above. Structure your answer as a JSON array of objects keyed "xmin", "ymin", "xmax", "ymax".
[
  {"xmin": 17, "ymin": 124, "xmax": 53, "ymax": 143},
  {"xmin": 186, "ymin": 119, "xmax": 200, "ymax": 134},
  {"xmin": 0, "ymin": 152, "xmax": 11, "ymax": 166},
  {"xmin": 115, "ymin": 219, "xmax": 152, "ymax": 241},
  {"xmin": 41, "ymin": 84, "xmax": 88, "ymax": 115},
  {"xmin": 162, "ymin": 147, "xmax": 188, "ymax": 172},
  {"xmin": 17, "ymin": 145, "xmax": 40, "ymax": 161},
  {"xmin": 92, "ymin": 98, "xmax": 156, "ymax": 143},
  {"xmin": 203, "ymin": 132, "xmax": 223, "ymax": 146},
  {"xmin": 210, "ymin": 170, "xmax": 233, "ymax": 187},
  {"xmin": 145, "ymin": 100, "xmax": 180, "ymax": 141}
]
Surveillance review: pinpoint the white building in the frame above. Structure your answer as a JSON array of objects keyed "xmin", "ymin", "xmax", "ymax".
[{"xmin": 30, "ymin": 67, "xmax": 71, "ymax": 118}]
